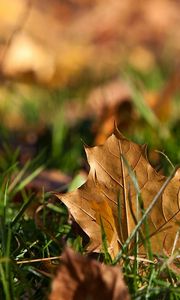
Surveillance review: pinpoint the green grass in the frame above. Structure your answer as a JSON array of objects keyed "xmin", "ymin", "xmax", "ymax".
[{"xmin": 0, "ymin": 152, "xmax": 67, "ymax": 299}]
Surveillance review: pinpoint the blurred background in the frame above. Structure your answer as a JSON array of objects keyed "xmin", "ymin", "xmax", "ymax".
[{"xmin": 0, "ymin": 0, "xmax": 180, "ymax": 176}]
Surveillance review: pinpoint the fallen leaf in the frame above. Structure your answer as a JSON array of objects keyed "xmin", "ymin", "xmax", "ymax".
[
  {"xmin": 55, "ymin": 128, "xmax": 180, "ymax": 256},
  {"xmin": 49, "ymin": 248, "xmax": 130, "ymax": 300},
  {"xmin": 86, "ymin": 79, "xmax": 133, "ymax": 144},
  {"xmin": 145, "ymin": 69, "xmax": 180, "ymax": 122}
]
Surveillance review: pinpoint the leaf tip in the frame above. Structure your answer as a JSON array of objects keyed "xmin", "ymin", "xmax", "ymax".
[{"xmin": 113, "ymin": 123, "xmax": 126, "ymax": 140}]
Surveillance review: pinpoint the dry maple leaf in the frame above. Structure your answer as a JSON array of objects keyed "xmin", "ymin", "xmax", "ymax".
[
  {"xmin": 49, "ymin": 248, "xmax": 130, "ymax": 300},
  {"xmin": 55, "ymin": 128, "xmax": 180, "ymax": 257}
]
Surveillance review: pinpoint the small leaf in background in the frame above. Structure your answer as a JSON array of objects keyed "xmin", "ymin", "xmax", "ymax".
[
  {"xmin": 145, "ymin": 69, "xmax": 180, "ymax": 122},
  {"xmin": 55, "ymin": 128, "xmax": 180, "ymax": 256},
  {"xmin": 49, "ymin": 248, "xmax": 130, "ymax": 300}
]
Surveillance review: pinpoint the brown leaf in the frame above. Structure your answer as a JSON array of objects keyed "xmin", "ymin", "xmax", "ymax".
[
  {"xmin": 55, "ymin": 128, "xmax": 180, "ymax": 256},
  {"xmin": 49, "ymin": 248, "xmax": 130, "ymax": 300}
]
